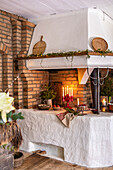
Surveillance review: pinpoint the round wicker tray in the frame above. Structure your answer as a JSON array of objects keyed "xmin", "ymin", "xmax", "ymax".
[{"xmin": 92, "ymin": 37, "xmax": 108, "ymax": 51}]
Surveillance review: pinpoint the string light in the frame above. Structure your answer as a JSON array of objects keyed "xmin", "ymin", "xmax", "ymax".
[{"xmin": 5, "ymin": 71, "xmax": 22, "ymax": 93}]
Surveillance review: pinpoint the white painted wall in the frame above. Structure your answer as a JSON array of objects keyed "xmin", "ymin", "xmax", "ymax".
[
  {"xmin": 28, "ymin": 9, "xmax": 88, "ymax": 55},
  {"xmin": 88, "ymin": 8, "xmax": 113, "ymax": 50}
]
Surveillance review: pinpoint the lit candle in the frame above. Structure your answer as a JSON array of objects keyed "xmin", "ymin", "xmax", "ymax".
[
  {"xmin": 102, "ymin": 98, "xmax": 106, "ymax": 106},
  {"xmin": 62, "ymin": 87, "xmax": 64, "ymax": 97},
  {"xmin": 77, "ymin": 98, "xmax": 79, "ymax": 106},
  {"xmin": 72, "ymin": 87, "xmax": 73, "ymax": 96},
  {"xmin": 67, "ymin": 86, "xmax": 69, "ymax": 94},
  {"xmin": 69, "ymin": 88, "xmax": 71, "ymax": 96},
  {"xmin": 102, "ymin": 107, "xmax": 106, "ymax": 112},
  {"xmin": 65, "ymin": 87, "xmax": 67, "ymax": 96}
]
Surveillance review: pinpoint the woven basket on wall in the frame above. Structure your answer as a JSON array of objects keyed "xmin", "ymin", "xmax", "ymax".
[{"xmin": 92, "ymin": 37, "xmax": 108, "ymax": 51}]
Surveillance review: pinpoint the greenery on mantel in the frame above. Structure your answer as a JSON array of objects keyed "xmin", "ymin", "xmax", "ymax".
[
  {"xmin": 93, "ymin": 49, "xmax": 113, "ymax": 55},
  {"xmin": 26, "ymin": 49, "xmax": 113, "ymax": 59},
  {"xmin": 28, "ymin": 50, "xmax": 89, "ymax": 57}
]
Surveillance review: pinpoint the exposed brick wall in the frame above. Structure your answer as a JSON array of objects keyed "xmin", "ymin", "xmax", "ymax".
[
  {"xmin": 0, "ymin": 9, "xmax": 49, "ymax": 108},
  {"xmin": 49, "ymin": 69, "xmax": 92, "ymax": 106},
  {"xmin": 13, "ymin": 59, "xmax": 49, "ymax": 109}
]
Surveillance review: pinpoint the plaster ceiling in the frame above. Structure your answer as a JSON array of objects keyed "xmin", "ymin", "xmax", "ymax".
[{"xmin": 0, "ymin": 0, "xmax": 113, "ymax": 23}]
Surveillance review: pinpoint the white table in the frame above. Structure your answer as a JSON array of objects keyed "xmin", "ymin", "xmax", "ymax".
[{"xmin": 17, "ymin": 109, "xmax": 113, "ymax": 168}]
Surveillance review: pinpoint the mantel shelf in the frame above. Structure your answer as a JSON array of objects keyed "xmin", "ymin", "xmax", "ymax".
[
  {"xmin": 88, "ymin": 51, "xmax": 113, "ymax": 56},
  {"xmin": 14, "ymin": 51, "xmax": 113, "ymax": 61}
]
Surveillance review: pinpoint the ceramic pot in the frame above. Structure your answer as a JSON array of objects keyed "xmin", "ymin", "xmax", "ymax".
[{"xmin": 14, "ymin": 152, "xmax": 24, "ymax": 168}]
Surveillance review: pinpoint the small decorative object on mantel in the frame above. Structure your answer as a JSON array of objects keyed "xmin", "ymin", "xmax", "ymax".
[
  {"xmin": 40, "ymin": 85, "xmax": 57, "ymax": 109},
  {"xmin": 62, "ymin": 86, "xmax": 73, "ymax": 108},
  {"xmin": 108, "ymin": 103, "xmax": 113, "ymax": 111},
  {"xmin": 77, "ymin": 104, "xmax": 87, "ymax": 111},
  {"xmin": 53, "ymin": 105, "xmax": 61, "ymax": 110},
  {"xmin": 92, "ymin": 37, "xmax": 108, "ymax": 51},
  {"xmin": 33, "ymin": 35, "xmax": 46, "ymax": 55},
  {"xmin": 37, "ymin": 104, "xmax": 50, "ymax": 110}
]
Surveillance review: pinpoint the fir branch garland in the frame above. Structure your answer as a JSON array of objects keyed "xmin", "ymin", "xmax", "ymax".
[{"xmin": 27, "ymin": 49, "xmax": 113, "ymax": 59}]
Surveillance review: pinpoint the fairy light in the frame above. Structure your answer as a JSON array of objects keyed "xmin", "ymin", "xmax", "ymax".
[{"xmin": 5, "ymin": 71, "xmax": 22, "ymax": 92}]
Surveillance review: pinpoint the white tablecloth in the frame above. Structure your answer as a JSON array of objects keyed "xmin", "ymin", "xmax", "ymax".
[{"xmin": 17, "ymin": 109, "xmax": 113, "ymax": 168}]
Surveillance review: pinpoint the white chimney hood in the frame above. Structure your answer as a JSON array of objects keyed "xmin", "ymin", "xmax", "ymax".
[{"xmin": 27, "ymin": 8, "xmax": 113, "ymax": 70}]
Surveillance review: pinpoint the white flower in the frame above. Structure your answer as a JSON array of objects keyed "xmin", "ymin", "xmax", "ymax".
[{"xmin": 0, "ymin": 92, "xmax": 15, "ymax": 123}]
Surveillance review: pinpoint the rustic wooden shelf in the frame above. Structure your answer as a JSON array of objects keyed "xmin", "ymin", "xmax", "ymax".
[
  {"xmin": 15, "ymin": 51, "xmax": 87, "ymax": 60},
  {"xmin": 88, "ymin": 51, "xmax": 113, "ymax": 56},
  {"xmin": 15, "ymin": 51, "xmax": 113, "ymax": 60}
]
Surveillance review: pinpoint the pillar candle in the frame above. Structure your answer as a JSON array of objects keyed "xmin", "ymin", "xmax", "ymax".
[
  {"xmin": 67, "ymin": 86, "xmax": 69, "ymax": 94},
  {"xmin": 77, "ymin": 98, "xmax": 79, "ymax": 105},
  {"xmin": 70, "ymin": 88, "xmax": 72, "ymax": 96},
  {"xmin": 62, "ymin": 87, "xmax": 64, "ymax": 97},
  {"xmin": 69, "ymin": 88, "xmax": 71, "ymax": 96},
  {"xmin": 72, "ymin": 87, "xmax": 73, "ymax": 96},
  {"xmin": 65, "ymin": 87, "xmax": 67, "ymax": 96}
]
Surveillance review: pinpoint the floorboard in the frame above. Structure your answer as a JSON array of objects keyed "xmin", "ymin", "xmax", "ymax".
[{"xmin": 15, "ymin": 152, "xmax": 113, "ymax": 170}]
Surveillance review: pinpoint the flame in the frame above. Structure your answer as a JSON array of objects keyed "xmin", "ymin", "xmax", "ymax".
[{"xmin": 102, "ymin": 98, "xmax": 106, "ymax": 102}]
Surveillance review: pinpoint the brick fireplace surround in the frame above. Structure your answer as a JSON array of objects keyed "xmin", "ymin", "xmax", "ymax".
[{"xmin": 0, "ymin": 9, "xmax": 92, "ymax": 109}]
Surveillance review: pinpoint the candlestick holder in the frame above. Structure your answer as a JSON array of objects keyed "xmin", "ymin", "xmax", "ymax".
[{"xmin": 63, "ymin": 94, "xmax": 73, "ymax": 107}]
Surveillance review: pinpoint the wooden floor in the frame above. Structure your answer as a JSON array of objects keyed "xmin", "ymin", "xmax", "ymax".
[{"xmin": 15, "ymin": 152, "xmax": 113, "ymax": 170}]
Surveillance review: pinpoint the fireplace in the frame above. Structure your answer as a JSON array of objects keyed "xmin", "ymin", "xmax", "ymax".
[
  {"xmin": 0, "ymin": 8, "xmax": 113, "ymax": 110},
  {"xmin": 49, "ymin": 69, "xmax": 92, "ymax": 107}
]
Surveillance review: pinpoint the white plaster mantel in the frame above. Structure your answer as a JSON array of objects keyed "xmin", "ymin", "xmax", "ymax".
[
  {"xmin": 17, "ymin": 109, "xmax": 113, "ymax": 168},
  {"xmin": 26, "ymin": 55, "xmax": 113, "ymax": 70}
]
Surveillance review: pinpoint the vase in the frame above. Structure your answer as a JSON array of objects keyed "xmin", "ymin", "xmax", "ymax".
[{"xmin": 47, "ymin": 99, "xmax": 52, "ymax": 108}]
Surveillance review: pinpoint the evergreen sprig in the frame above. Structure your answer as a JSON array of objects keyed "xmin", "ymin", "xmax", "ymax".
[{"xmin": 40, "ymin": 85, "xmax": 57, "ymax": 100}]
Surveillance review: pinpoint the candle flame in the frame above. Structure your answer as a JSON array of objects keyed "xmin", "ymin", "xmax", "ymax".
[{"xmin": 102, "ymin": 98, "xmax": 106, "ymax": 102}]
